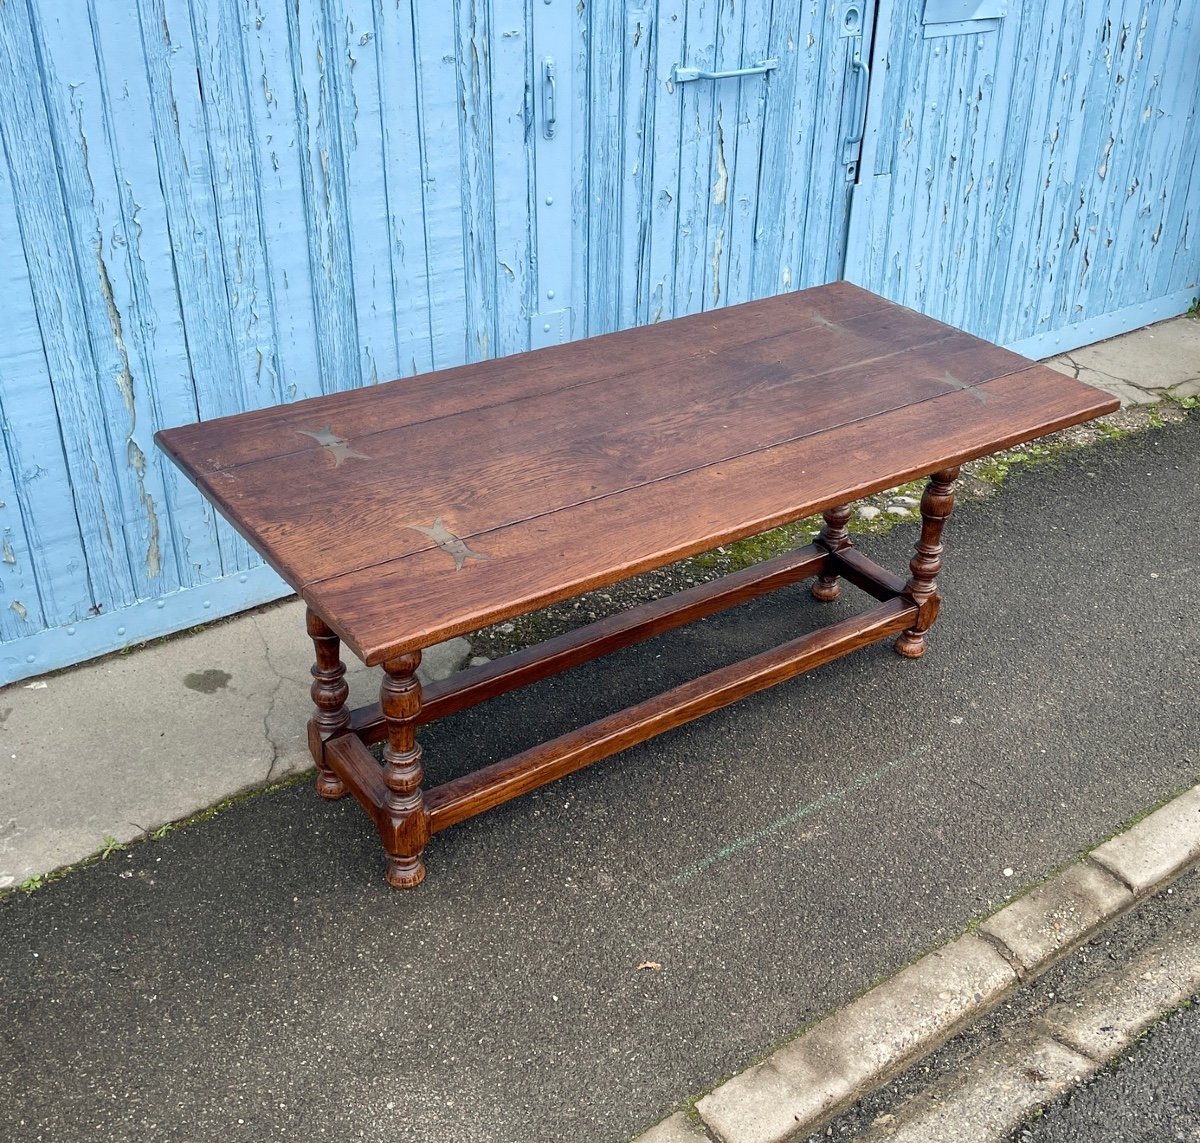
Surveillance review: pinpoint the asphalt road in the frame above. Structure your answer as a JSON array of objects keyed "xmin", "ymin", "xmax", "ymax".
[
  {"xmin": 1, "ymin": 411, "xmax": 1196, "ymax": 1142},
  {"xmin": 1015, "ymin": 999, "xmax": 1200, "ymax": 1143}
]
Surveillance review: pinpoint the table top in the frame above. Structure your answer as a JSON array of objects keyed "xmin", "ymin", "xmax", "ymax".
[{"xmin": 156, "ymin": 282, "xmax": 1118, "ymax": 665}]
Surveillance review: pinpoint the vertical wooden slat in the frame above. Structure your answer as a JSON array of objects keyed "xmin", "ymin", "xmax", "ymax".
[
  {"xmin": 585, "ymin": 0, "xmax": 626, "ymax": 335},
  {"xmin": 411, "ymin": 4, "xmax": 471, "ymax": 368},
  {"xmin": 720, "ymin": 0, "xmax": 772, "ymax": 308},
  {"xmin": 641, "ymin": 0, "xmax": 687, "ymax": 325},
  {"xmin": 0, "ymin": 2, "xmax": 136, "ymax": 614},
  {"xmin": 283, "ymin": 0, "xmax": 363, "ymax": 394},
  {"xmin": 489, "ymin": 0, "xmax": 534, "ymax": 358},
  {"xmin": 239, "ymin": 0, "xmax": 324, "ymax": 404},
  {"xmin": 750, "ymin": 0, "xmax": 819, "ymax": 299},
  {"xmin": 0, "ymin": 154, "xmax": 79, "ymax": 637},
  {"xmin": 672, "ymin": 0, "xmax": 720, "ymax": 318},
  {"xmin": 334, "ymin": 0, "xmax": 401, "ymax": 386},
  {"xmin": 367, "ymin": 0, "xmax": 436, "ymax": 378},
  {"xmin": 453, "ymin": 0, "xmax": 498, "ymax": 363},
  {"xmin": 697, "ymin": 0, "xmax": 744, "ymax": 312},
  {"xmin": 62, "ymin": 0, "xmax": 228, "ymax": 592},
  {"xmin": 617, "ymin": 3, "xmax": 654, "ymax": 330}
]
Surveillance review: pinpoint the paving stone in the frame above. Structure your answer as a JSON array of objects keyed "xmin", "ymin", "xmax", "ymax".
[
  {"xmin": 632, "ymin": 1111, "xmax": 711, "ymax": 1143},
  {"xmin": 1039, "ymin": 904, "xmax": 1200, "ymax": 1062},
  {"xmin": 1090, "ymin": 785, "xmax": 1200, "ymax": 895},
  {"xmin": 697, "ymin": 934, "xmax": 1014, "ymax": 1143},
  {"xmin": 1072, "ymin": 373, "xmax": 1161, "ymax": 407},
  {"xmin": 1069, "ymin": 314, "xmax": 1200, "ymax": 392},
  {"xmin": 857, "ymin": 505, "xmax": 882, "ymax": 520},
  {"xmin": 860, "ymin": 1034, "xmax": 1094, "ymax": 1142},
  {"xmin": 416, "ymin": 636, "xmax": 472, "ymax": 682},
  {"xmin": 979, "ymin": 861, "xmax": 1133, "ymax": 972}
]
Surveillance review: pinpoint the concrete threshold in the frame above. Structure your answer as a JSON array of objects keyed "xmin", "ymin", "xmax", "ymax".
[{"xmin": 633, "ymin": 784, "xmax": 1200, "ymax": 1143}]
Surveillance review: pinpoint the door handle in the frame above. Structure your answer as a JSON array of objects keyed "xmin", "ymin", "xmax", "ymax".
[
  {"xmin": 843, "ymin": 52, "xmax": 870, "ymax": 163},
  {"xmin": 543, "ymin": 57, "xmax": 557, "ymax": 139},
  {"xmin": 674, "ymin": 58, "xmax": 779, "ymax": 84}
]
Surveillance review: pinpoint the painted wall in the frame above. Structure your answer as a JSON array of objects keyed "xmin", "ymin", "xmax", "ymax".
[{"xmin": 846, "ymin": 0, "xmax": 1200, "ymax": 355}]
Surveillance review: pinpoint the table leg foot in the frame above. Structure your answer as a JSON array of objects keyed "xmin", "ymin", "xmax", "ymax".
[
  {"xmin": 893, "ymin": 629, "xmax": 928, "ymax": 658},
  {"xmin": 894, "ymin": 468, "xmax": 959, "ymax": 659},
  {"xmin": 307, "ymin": 607, "xmax": 350, "ymax": 799},
  {"xmin": 386, "ymin": 853, "xmax": 427, "ymax": 889},
  {"xmin": 812, "ymin": 504, "xmax": 852, "ymax": 601}
]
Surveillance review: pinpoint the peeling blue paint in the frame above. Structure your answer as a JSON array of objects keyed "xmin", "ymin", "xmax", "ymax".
[{"xmin": 0, "ymin": 0, "xmax": 1194, "ymax": 685}]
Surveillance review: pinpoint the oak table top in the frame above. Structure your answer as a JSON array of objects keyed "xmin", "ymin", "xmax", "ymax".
[{"xmin": 156, "ymin": 281, "xmax": 1118, "ymax": 667}]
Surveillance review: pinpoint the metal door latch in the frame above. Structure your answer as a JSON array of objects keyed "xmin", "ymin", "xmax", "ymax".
[{"xmin": 673, "ymin": 59, "xmax": 779, "ymax": 84}]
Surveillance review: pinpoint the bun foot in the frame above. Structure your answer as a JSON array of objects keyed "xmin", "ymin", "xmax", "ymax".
[
  {"xmin": 316, "ymin": 770, "xmax": 348, "ymax": 800},
  {"xmin": 386, "ymin": 854, "xmax": 427, "ymax": 889},
  {"xmin": 894, "ymin": 631, "xmax": 927, "ymax": 659},
  {"xmin": 810, "ymin": 578, "xmax": 841, "ymax": 602}
]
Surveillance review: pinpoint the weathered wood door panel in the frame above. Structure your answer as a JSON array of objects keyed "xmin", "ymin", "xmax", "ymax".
[
  {"xmin": 580, "ymin": 0, "xmax": 877, "ymax": 336},
  {"xmin": 0, "ymin": 0, "xmax": 535, "ymax": 683},
  {"xmin": 1, "ymin": 0, "xmax": 877, "ymax": 683},
  {"xmin": 845, "ymin": 0, "xmax": 1200, "ymax": 355}
]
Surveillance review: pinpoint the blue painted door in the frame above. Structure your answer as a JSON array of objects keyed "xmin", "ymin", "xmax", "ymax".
[
  {"xmin": 0, "ymin": 0, "xmax": 878, "ymax": 684},
  {"xmin": 845, "ymin": 0, "xmax": 1200, "ymax": 356},
  {"xmin": 576, "ymin": 0, "xmax": 879, "ymax": 337},
  {"xmin": 0, "ymin": 0, "xmax": 537, "ymax": 683}
]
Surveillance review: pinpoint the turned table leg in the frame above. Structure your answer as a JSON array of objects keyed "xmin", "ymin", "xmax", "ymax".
[
  {"xmin": 380, "ymin": 653, "xmax": 431, "ymax": 889},
  {"xmin": 811, "ymin": 504, "xmax": 853, "ymax": 601},
  {"xmin": 306, "ymin": 607, "xmax": 350, "ymax": 799},
  {"xmin": 895, "ymin": 467, "xmax": 960, "ymax": 659}
]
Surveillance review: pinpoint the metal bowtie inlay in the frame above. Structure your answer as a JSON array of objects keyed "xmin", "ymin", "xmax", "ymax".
[
  {"xmin": 939, "ymin": 371, "xmax": 990, "ymax": 404},
  {"xmin": 408, "ymin": 517, "xmax": 490, "ymax": 571},
  {"xmin": 297, "ymin": 425, "xmax": 371, "ymax": 467}
]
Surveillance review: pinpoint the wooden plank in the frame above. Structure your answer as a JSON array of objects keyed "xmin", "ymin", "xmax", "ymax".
[
  {"xmin": 719, "ymin": 0, "xmax": 772, "ymax": 308},
  {"xmin": 326, "ymin": 734, "xmax": 387, "ymax": 826},
  {"xmin": 828, "ymin": 548, "xmax": 908, "ymax": 601},
  {"xmin": 0, "ymin": 126, "xmax": 91, "ymax": 633},
  {"xmin": 305, "ymin": 364, "xmax": 1117, "ymax": 664},
  {"xmin": 338, "ymin": 0, "xmax": 402, "ymax": 386},
  {"xmin": 368, "ymin": 0, "xmax": 437, "ymax": 378},
  {"xmin": 348, "ymin": 543, "xmax": 830, "ymax": 740},
  {"xmin": 424, "ymin": 597, "xmax": 918, "ymax": 832},
  {"xmin": 641, "ymin": 0, "xmax": 688, "ymax": 325},
  {"xmin": 0, "ymin": 3, "xmax": 136, "ymax": 614},
  {"xmin": 284, "ymin": 0, "xmax": 363, "ymax": 396},
  {"xmin": 124, "ymin": 0, "xmax": 258, "ymax": 576},
  {"xmin": 240, "ymin": 0, "xmax": 326, "ymax": 404},
  {"xmin": 155, "ymin": 280, "xmax": 889, "ymax": 471},
  {"xmin": 167, "ymin": 320, "xmax": 1017, "ymax": 588},
  {"xmin": 672, "ymin": 0, "xmax": 721, "ymax": 319},
  {"xmin": 586, "ymin": 0, "xmax": 628, "ymax": 336},
  {"xmin": 412, "ymin": 4, "xmax": 470, "ymax": 368},
  {"xmin": 489, "ymin": 2, "xmax": 534, "ymax": 358}
]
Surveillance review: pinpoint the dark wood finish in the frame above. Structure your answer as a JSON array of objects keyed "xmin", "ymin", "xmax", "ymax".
[
  {"xmin": 827, "ymin": 548, "xmax": 909, "ymax": 601},
  {"xmin": 348, "ymin": 543, "xmax": 830, "ymax": 743},
  {"xmin": 305, "ymin": 607, "xmax": 350, "ymax": 799},
  {"xmin": 424, "ymin": 597, "xmax": 918, "ymax": 833},
  {"xmin": 379, "ymin": 653, "xmax": 430, "ymax": 888},
  {"xmin": 154, "ymin": 283, "xmax": 1120, "ymax": 887},
  {"xmin": 326, "ymin": 733, "xmax": 388, "ymax": 825},
  {"xmin": 302, "ymin": 365, "xmax": 1116, "ymax": 665},
  {"xmin": 895, "ymin": 468, "xmax": 960, "ymax": 659},
  {"xmin": 811, "ymin": 505, "xmax": 853, "ymax": 601}
]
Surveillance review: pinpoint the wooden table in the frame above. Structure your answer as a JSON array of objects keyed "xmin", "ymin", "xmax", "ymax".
[{"xmin": 156, "ymin": 282, "xmax": 1118, "ymax": 888}]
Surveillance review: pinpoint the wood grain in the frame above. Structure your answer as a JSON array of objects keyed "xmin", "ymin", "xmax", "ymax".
[
  {"xmin": 424, "ymin": 597, "xmax": 918, "ymax": 833},
  {"xmin": 305, "ymin": 363, "xmax": 1117, "ymax": 664}
]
